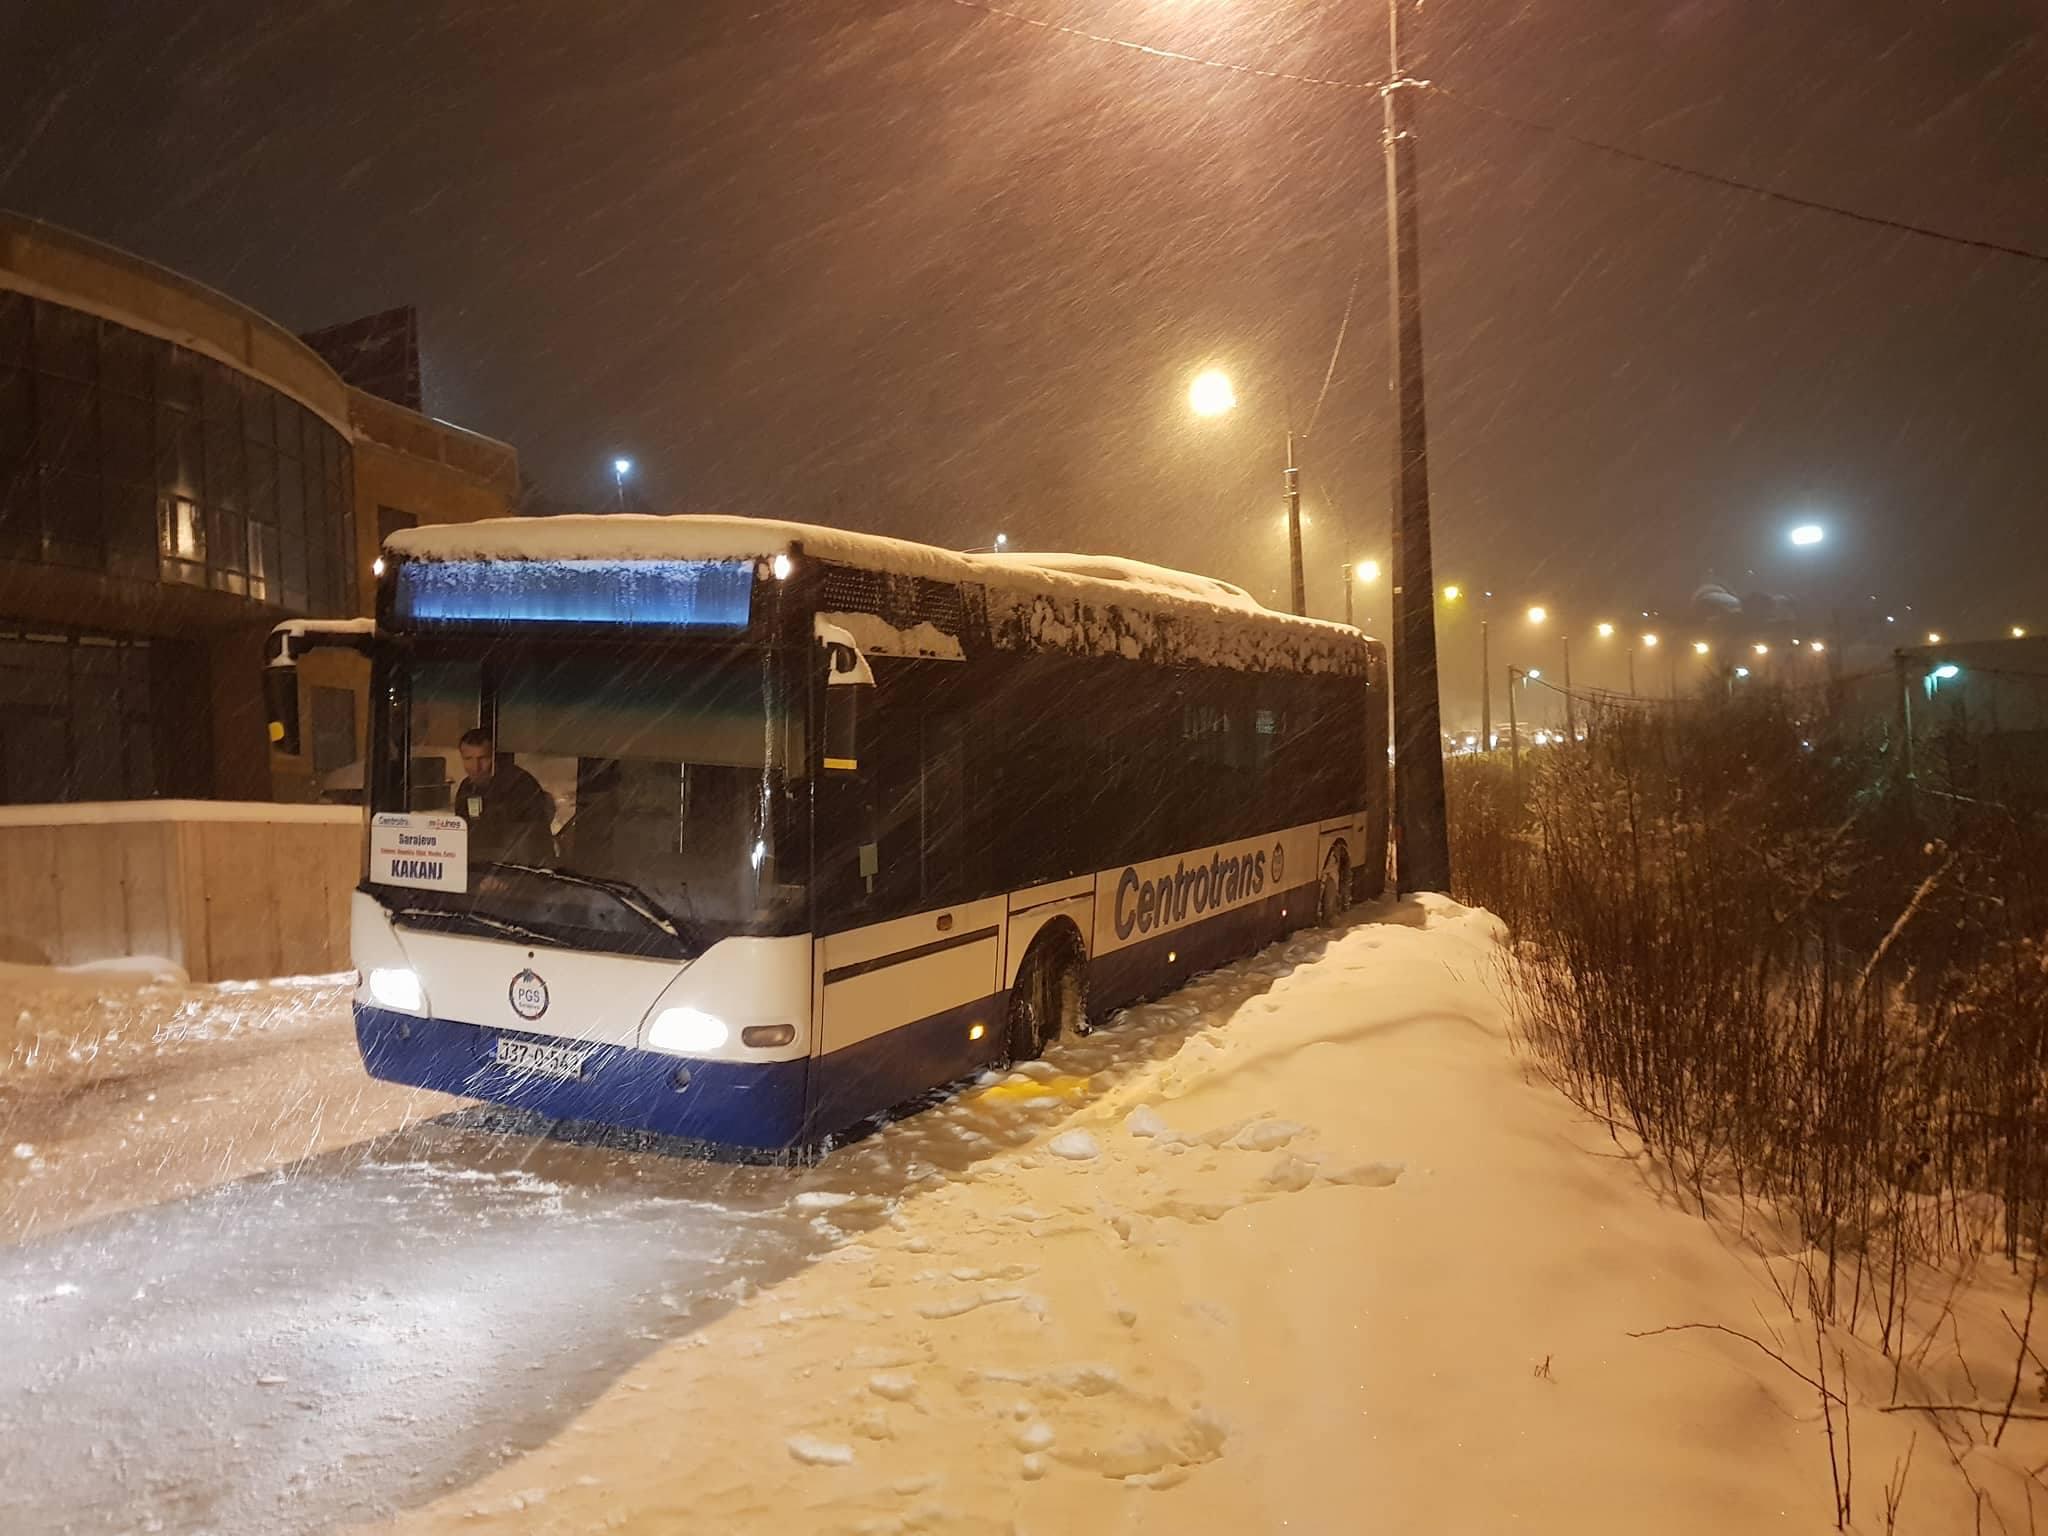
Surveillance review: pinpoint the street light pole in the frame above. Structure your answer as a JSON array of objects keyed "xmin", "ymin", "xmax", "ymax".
[
  {"xmin": 1383, "ymin": 0, "xmax": 1450, "ymax": 893},
  {"xmin": 1562, "ymin": 635, "xmax": 1574, "ymax": 742},
  {"xmin": 1284, "ymin": 428, "xmax": 1305, "ymax": 617},
  {"xmin": 1480, "ymin": 618, "xmax": 1491, "ymax": 753}
]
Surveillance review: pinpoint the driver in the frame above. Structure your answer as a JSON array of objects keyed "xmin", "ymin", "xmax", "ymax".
[{"xmin": 454, "ymin": 727, "xmax": 556, "ymax": 865}]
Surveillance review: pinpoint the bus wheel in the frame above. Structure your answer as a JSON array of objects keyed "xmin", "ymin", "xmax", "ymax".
[
  {"xmin": 1003, "ymin": 936, "xmax": 1086, "ymax": 1063},
  {"xmin": 1317, "ymin": 846, "xmax": 1352, "ymax": 928}
]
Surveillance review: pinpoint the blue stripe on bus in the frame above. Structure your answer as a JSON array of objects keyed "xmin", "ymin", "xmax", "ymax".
[
  {"xmin": 806, "ymin": 993, "xmax": 1009, "ymax": 1133},
  {"xmin": 354, "ymin": 996, "xmax": 1013, "ymax": 1152},
  {"xmin": 355, "ymin": 1006, "xmax": 812, "ymax": 1150},
  {"xmin": 1089, "ymin": 880, "xmax": 1316, "ymax": 1016}
]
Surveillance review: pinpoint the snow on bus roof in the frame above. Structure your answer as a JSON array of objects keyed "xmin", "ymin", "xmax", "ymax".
[{"xmin": 386, "ymin": 515, "xmax": 1364, "ymax": 640}]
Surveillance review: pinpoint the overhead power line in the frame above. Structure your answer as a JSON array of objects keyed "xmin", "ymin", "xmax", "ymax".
[
  {"xmin": 1428, "ymin": 86, "xmax": 2048, "ymax": 270},
  {"xmin": 937, "ymin": 0, "xmax": 2048, "ymax": 269}
]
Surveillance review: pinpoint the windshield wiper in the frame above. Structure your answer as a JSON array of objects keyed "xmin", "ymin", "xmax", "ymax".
[
  {"xmin": 391, "ymin": 906, "xmax": 560, "ymax": 947},
  {"xmin": 479, "ymin": 862, "xmax": 691, "ymax": 941}
]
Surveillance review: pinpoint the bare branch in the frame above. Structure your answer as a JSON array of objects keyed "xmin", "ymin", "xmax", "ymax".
[{"xmin": 1627, "ymin": 1322, "xmax": 1845, "ymax": 1405}]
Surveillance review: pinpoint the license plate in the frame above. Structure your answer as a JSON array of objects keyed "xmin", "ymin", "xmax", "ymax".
[{"xmin": 494, "ymin": 1037, "xmax": 587, "ymax": 1080}]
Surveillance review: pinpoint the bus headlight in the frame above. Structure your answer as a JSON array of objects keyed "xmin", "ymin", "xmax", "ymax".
[
  {"xmin": 368, "ymin": 966, "xmax": 425, "ymax": 1015},
  {"xmin": 648, "ymin": 1006, "xmax": 729, "ymax": 1054}
]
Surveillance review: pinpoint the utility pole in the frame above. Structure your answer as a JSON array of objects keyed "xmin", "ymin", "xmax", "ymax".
[
  {"xmin": 1284, "ymin": 428, "xmax": 1305, "ymax": 617},
  {"xmin": 1480, "ymin": 619, "xmax": 1491, "ymax": 752},
  {"xmin": 1384, "ymin": 0, "xmax": 1450, "ymax": 893},
  {"xmin": 1507, "ymin": 666, "xmax": 1521, "ymax": 787}
]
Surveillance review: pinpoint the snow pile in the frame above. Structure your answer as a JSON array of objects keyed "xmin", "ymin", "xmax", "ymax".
[
  {"xmin": 362, "ymin": 895, "xmax": 2027, "ymax": 1536},
  {"xmin": 0, "ymin": 968, "xmax": 453, "ymax": 1241}
]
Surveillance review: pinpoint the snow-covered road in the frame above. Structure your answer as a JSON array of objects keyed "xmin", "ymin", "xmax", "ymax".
[{"xmin": 1, "ymin": 917, "xmax": 1352, "ymax": 1535}]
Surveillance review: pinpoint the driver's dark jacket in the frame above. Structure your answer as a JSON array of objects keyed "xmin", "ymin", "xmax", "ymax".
[{"xmin": 454, "ymin": 762, "xmax": 555, "ymax": 865}]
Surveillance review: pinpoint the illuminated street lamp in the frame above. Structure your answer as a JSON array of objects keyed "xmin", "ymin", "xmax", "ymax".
[
  {"xmin": 1595, "ymin": 621, "xmax": 1614, "ymax": 638},
  {"xmin": 1693, "ymin": 640, "xmax": 1710, "ymax": 656},
  {"xmin": 1442, "ymin": 583, "xmax": 1461, "ymax": 602},
  {"xmin": 1343, "ymin": 558, "xmax": 1381, "ymax": 628},
  {"xmin": 1526, "ymin": 605, "xmax": 1547, "ymax": 625},
  {"xmin": 1190, "ymin": 366, "xmax": 1304, "ymax": 615},
  {"xmin": 1188, "ymin": 369, "xmax": 1236, "ymax": 416},
  {"xmin": 2014, "ymin": 626, "xmax": 2028, "ymax": 639},
  {"xmin": 1927, "ymin": 631, "xmax": 1943, "ymax": 645},
  {"xmin": 1789, "ymin": 523, "xmax": 1825, "ymax": 547},
  {"xmin": 612, "ymin": 456, "xmax": 633, "ymax": 511}
]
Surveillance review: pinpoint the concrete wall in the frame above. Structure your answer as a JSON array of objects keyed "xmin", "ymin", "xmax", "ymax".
[{"xmin": 0, "ymin": 802, "xmax": 361, "ymax": 981}]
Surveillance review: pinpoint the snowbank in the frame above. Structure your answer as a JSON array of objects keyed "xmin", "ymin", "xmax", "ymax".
[
  {"xmin": 1, "ymin": 968, "xmax": 452, "ymax": 1241},
  {"xmin": 364, "ymin": 897, "xmax": 2021, "ymax": 1535}
]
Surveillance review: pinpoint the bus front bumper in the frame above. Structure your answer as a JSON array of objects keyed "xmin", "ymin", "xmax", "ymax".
[{"xmin": 354, "ymin": 1005, "xmax": 813, "ymax": 1152}]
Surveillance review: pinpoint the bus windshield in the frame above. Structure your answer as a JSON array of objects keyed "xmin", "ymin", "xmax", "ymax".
[{"xmin": 369, "ymin": 641, "xmax": 807, "ymax": 959}]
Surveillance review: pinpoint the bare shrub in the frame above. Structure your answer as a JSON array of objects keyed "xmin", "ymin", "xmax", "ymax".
[{"xmin": 1445, "ymin": 685, "xmax": 2048, "ymax": 1331}]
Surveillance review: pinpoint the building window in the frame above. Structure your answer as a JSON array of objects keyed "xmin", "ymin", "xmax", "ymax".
[
  {"xmin": 0, "ymin": 630, "xmax": 155, "ymax": 804},
  {"xmin": 0, "ymin": 295, "xmax": 351, "ymax": 612},
  {"xmin": 159, "ymin": 494, "xmax": 205, "ymax": 584}
]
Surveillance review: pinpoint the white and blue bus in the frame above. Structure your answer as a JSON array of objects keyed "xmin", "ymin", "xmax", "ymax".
[{"xmin": 267, "ymin": 517, "xmax": 1387, "ymax": 1154}]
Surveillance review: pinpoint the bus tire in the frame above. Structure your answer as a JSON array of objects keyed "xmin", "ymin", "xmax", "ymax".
[
  {"xmin": 1317, "ymin": 844, "xmax": 1351, "ymax": 928},
  {"xmin": 1002, "ymin": 932, "xmax": 1087, "ymax": 1064}
]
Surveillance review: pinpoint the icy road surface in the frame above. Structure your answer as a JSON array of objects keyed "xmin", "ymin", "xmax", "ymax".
[{"xmin": 0, "ymin": 921, "xmax": 1353, "ymax": 1535}]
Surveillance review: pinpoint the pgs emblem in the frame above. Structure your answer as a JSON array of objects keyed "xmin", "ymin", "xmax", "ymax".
[{"xmin": 508, "ymin": 968, "xmax": 550, "ymax": 1022}]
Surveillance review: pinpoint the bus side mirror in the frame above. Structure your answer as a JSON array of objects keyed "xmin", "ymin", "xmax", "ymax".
[
  {"xmin": 264, "ymin": 618, "xmax": 373, "ymax": 757},
  {"xmin": 264, "ymin": 667, "xmax": 302, "ymax": 756},
  {"xmin": 815, "ymin": 619, "xmax": 874, "ymax": 775}
]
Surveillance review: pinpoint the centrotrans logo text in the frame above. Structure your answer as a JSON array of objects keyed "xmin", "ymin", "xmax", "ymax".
[{"xmin": 1113, "ymin": 845, "xmax": 1268, "ymax": 941}]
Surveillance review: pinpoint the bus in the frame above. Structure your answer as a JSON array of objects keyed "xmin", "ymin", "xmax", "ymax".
[{"xmin": 266, "ymin": 516, "xmax": 1388, "ymax": 1155}]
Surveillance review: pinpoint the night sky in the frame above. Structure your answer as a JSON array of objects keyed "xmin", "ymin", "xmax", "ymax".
[{"xmin": 4, "ymin": 0, "xmax": 2043, "ymax": 707}]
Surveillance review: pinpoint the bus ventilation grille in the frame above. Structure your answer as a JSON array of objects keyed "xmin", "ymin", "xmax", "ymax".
[{"xmin": 820, "ymin": 568, "xmax": 966, "ymax": 636}]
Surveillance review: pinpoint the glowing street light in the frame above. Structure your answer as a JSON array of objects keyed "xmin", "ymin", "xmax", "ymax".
[
  {"xmin": 1526, "ymin": 605, "xmax": 1547, "ymax": 625},
  {"xmin": 1595, "ymin": 621, "xmax": 1615, "ymax": 638},
  {"xmin": 1753, "ymin": 642, "xmax": 1770, "ymax": 655},
  {"xmin": 612, "ymin": 456, "xmax": 633, "ymax": 510},
  {"xmin": 1735, "ymin": 666, "xmax": 1751, "ymax": 679},
  {"xmin": 1641, "ymin": 632, "xmax": 1660, "ymax": 648},
  {"xmin": 2014, "ymin": 626, "xmax": 2029, "ymax": 639},
  {"xmin": 1342, "ymin": 558, "xmax": 1381, "ymax": 627},
  {"xmin": 1693, "ymin": 640, "xmax": 1710, "ymax": 655},
  {"xmin": 1442, "ymin": 583, "xmax": 1461, "ymax": 601},
  {"xmin": 1188, "ymin": 368, "xmax": 1237, "ymax": 417},
  {"xmin": 1927, "ymin": 631, "xmax": 1943, "ymax": 645},
  {"xmin": 1788, "ymin": 523, "xmax": 1825, "ymax": 547},
  {"xmin": 1810, "ymin": 640, "xmax": 1826, "ymax": 653}
]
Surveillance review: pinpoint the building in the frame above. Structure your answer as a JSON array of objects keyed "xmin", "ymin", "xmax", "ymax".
[{"xmin": 0, "ymin": 212, "xmax": 517, "ymax": 807}]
